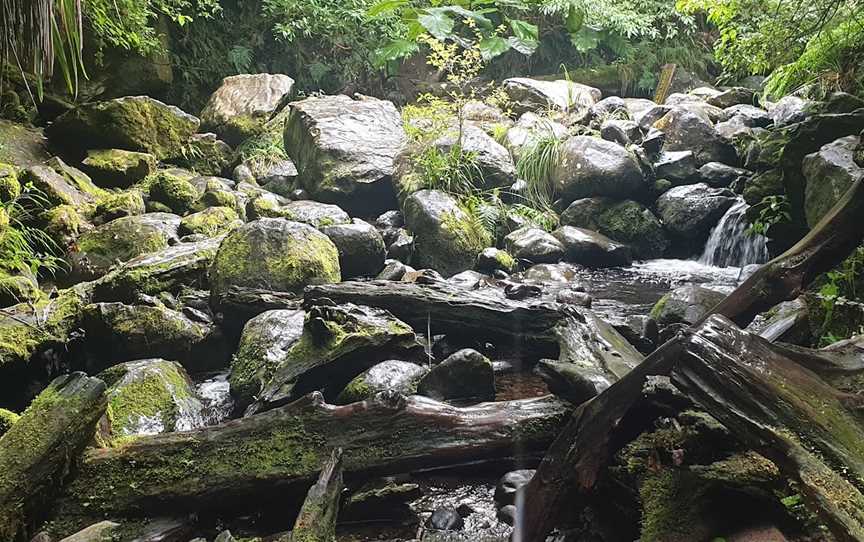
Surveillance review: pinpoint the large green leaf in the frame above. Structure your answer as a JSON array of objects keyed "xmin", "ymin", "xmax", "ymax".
[
  {"xmin": 367, "ymin": 0, "xmax": 409, "ymax": 17},
  {"xmin": 478, "ymin": 35, "xmax": 511, "ymax": 60},
  {"xmin": 508, "ymin": 19, "xmax": 539, "ymax": 55},
  {"xmin": 439, "ymin": 6, "xmax": 493, "ymax": 29},
  {"xmin": 419, "ymin": 9, "xmax": 456, "ymax": 40},
  {"xmin": 373, "ymin": 39, "xmax": 420, "ymax": 68},
  {"xmin": 570, "ymin": 27, "xmax": 601, "ymax": 53},
  {"xmin": 565, "ymin": 6, "xmax": 584, "ymax": 33}
]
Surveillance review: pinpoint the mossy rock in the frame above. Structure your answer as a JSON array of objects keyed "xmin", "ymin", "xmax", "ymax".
[
  {"xmin": 336, "ymin": 360, "xmax": 427, "ymax": 404},
  {"xmin": 40, "ymin": 204, "xmax": 88, "ymax": 247},
  {"xmin": 650, "ymin": 285, "xmax": 727, "ymax": 326},
  {"xmin": 46, "ymin": 96, "xmax": 200, "ymax": 161},
  {"xmin": 94, "ymin": 190, "xmax": 146, "ymax": 223},
  {"xmin": 0, "ymin": 163, "xmax": 21, "ymax": 203},
  {"xmin": 561, "ymin": 198, "xmax": 669, "ymax": 259},
  {"xmin": 177, "ymin": 133, "xmax": 233, "ymax": 176},
  {"xmin": 179, "ymin": 206, "xmax": 240, "ymax": 237},
  {"xmin": 0, "ymin": 273, "xmax": 41, "ymax": 307},
  {"xmin": 98, "ymin": 359, "xmax": 204, "ymax": 441},
  {"xmin": 416, "ymin": 348, "xmax": 495, "ymax": 402},
  {"xmin": 69, "ymin": 213, "xmax": 181, "ymax": 280},
  {"xmin": 0, "ymin": 119, "xmax": 50, "ymax": 167},
  {"xmin": 742, "ymin": 169, "xmax": 785, "ymax": 205},
  {"xmin": 81, "ymin": 148, "xmax": 156, "ymax": 188},
  {"xmin": 0, "ymin": 408, "xmax": 19, "ymax": 437},
  {"xmin": 209, "ymin": 218, "xmax": 341, "ymax": 301},
  {"xmin": 148, "ymin": 171, "xmax": 200, "ymax": 215}
]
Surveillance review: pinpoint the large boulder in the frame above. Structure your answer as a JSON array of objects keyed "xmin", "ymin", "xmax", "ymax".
[
  {"xmin": 98, "ymin": 359, "xmax": 204, "ymax": 440},
  {"xmin": 651, "ymin": 285, "xmax": 726, "ymax": 325},
  {"xmin": 416, "ymin": 348, "xmax": 495, "ymax": 402},
  {"xmin": 179, "ymin": 206, "xmax": 241, "ymax": 238},
  {"xmin": 80, "ymin": 149, "xmax": 156, "ymax": 188},
  {"xmin": 281, "ymin": 200, "xmax": 351, "ymax": 228},
  {"xmin": 200, "ymin": 73, "xmax": 295, "ymax": 145},
  {"xmin": 82, "ymin": 302, "xmax": 227, "ymax": 373},
  {"xmin": 504, "ymin": 227, "xmax": 565, "ymax": 264},
  {"xmin": 561, "ymin": 198, "xmax": 669, "ymax": 259},
  {"xmin": 20, "ymin": 164, "xmax": 99, "ymax": 208},
  {"xmin": 284, "ymin": 94, "xmax": 406, "ymax": 216},
  {"xmin": 209, "ymin": 219, "xmax": 341, "ymax": 301},
  {"xmin": 432, "ymin": 123, "xmax": 516, "ymax": 188},
  {"xmin": 505, "ymin": 113, "xmax": 568, "ymax": 161},
  {"xmin": 653, "ymin": 151, "xmax": 698, "ymax": 185},
  {"xmin": 46, "ymin": 96, "xmax": 199, "ymax": 161},
  {"xmin": 229, "ymin": 309, "xmax": 305, "ymax": 409},
  {"xmin": 656, "ymin": 184, "xmax": 737, "ymax": 242},
  {"xmin": 502, "ymin": 78, "xmax": 601, "ymax": 115},
  {"xmin": 403, "ymin": 190, "xmax": 489, "ymax": 277},
  {"xmin": 653, "ymin": 108, "xmax": 737, "ymax": 166},
  {"xmin": 769, "ymin": 95, "xmax": 811, "ymax": 127},
  {"xmin": 320, "ymin": 219, "xmax": 386, "ymax": 278},
  {"xmin": 0, "ymin": 120, "xmax": 50, "ymax": 167},
  {"xmin": 552, "ymin": 226, "xmax": 633, "ymax": 267},
  {"xmin": 337, "ymin": 360, "xmax": 428, "ymax": 404},
  {"xmin": 552, "ymin": 136, "xmax": 645, "ymax": 203},
  {"xmin": 148, "ymin": 170, "xmax": 201, "ymax": 215},
  {"xmin": 69, "ymin": 213, "xmax": 181, "ymax": 280},
  {"xmin": 803, "ymin": 135, "xmax": 863, "ymax": 228}
]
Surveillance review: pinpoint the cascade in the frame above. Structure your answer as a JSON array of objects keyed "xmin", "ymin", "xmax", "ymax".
[{"xmin": 700, "ymin": 199, "xmax": 770, "ymax": 268}]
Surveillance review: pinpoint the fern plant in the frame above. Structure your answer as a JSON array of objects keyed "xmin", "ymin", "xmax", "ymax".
[{"xmin": 0, "ymin": 186, "xmax": 64, "ymax": 281}]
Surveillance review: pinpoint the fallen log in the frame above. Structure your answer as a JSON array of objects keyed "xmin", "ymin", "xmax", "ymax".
[
  {"xmin": 0, "ymin": 373, "xmax": 107, "ymax": 541},
  {"xmin": 671, "ymin": 315, "xmax": 864, "ymax": 542},
  {"xmin": 707, "ymin": 176, "xmax": 864, "ymax": 328},
  {"xmin": 283, "ymin": 448, "xmax": 344, "ymax": 542},
  {"xmin": 57, "ymin": 392, "xmax": 570, "ymax": 524}
]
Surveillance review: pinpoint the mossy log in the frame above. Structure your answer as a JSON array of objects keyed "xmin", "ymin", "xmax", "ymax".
[
  {"xmin": 0, "ymin": 373, "xmax": 107, "ymax": 542},
  {"xmin": 58, "ymin": 392, "xmax": 570, "ymax": 523},
  {"xmin": 283, "ymin": 448, "xmax": 344, "ymax": 542},
  {"xmin": 707, "ymin": 176, "xmax": 864, "ymax": 328}
]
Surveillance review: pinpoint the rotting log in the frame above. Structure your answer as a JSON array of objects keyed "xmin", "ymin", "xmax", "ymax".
[
  {"xmin": 0, "ymin": 373, "xmax": 107, "ymax": 541},
  {"xmin": 707, "ymin": 176, "xmax": 864, "ymax": 328},
  {"xmin": 282, "ymin": 448, "xmax": 344, "ymax": 542},
  {"xmin": 57, "ymin": 392, "xmax": 570, "ymax": 522},
  {"xmin": 671, "ymin": 315, "xmax": 864, "ymax": 542}
]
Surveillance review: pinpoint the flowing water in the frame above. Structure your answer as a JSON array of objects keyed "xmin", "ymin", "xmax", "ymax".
[{"xmin": 700, "ymin": 199, "xmax": 770, "ymax": 268}]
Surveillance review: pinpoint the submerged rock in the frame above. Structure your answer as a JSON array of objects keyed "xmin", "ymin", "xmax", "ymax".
[
  {"xmin": 285, "ymin": 94, "xmax": 406, "ymax": 215},
  {"xmin": 417, "ymin": 348, "xmax": 495, "ymax": 402},
  {"xmin": 337, "ymin": 359, "xmax": 428, "ymax": 404}
]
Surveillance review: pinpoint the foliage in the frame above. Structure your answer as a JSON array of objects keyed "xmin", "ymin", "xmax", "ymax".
[
  {"xmin": 516, "ymin": 131, "xmax": 561, "ymax": 209},
  {"xmin": 746, "ymin": 195, "xmax": 791, "ymax": 237},
  {"xmin": 0, "ymin": 185, "xmax": 64, "ymax": 280},
  {"xmin": 414, "ymin": 145, "xmax": 484, "ymax": 195},
  {"xmin": 815, "ymin": 246, "xmax": 864, "ymax": 346}
]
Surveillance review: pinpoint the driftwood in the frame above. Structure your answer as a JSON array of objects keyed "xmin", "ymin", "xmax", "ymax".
[
  {"xmin": 708, "ymin": 176, "xmax": 864, "ymax": 328},
  {"xmin": 58, "ymin": 392, "xmax": 570, "ymax": 523},
  {"xmin": 671, "ymin": 316, "xmax": 864, "ymax": 542},
  {"xmin": 0, "ymin": 373, "xmax": 107, "ymax": 541},
  {"xmin": 282, "ymin": 448, "xmax": 344, "ymax": 542}
]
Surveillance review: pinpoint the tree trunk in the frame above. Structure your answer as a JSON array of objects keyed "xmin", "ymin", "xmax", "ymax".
[
  {"xmin": 0, "ymin": 373, "xmax": 107, "ymax": 542},
  {"xmin": 58, "ymin": 392, "xmax": 570, "ymax": 524},
  {"xmin": 282, "ymin": 448, "xmax": 344, "ymax": 542}
]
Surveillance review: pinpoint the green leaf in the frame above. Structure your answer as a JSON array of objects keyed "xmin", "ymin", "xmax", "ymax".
[
  {"xmin": 373, "ymin": 39, "xmax": 420, "ymax": 68},
  {"xmin": 565, "ymin": 6, "xmax": 584, "ymax": 33},
  {"xmin": 439, "ymin": 6, "xmax": 493, "ymax": 29},
  {"xmin": 367, "ymin": 0, "xmax": 409, "ymax": 17},
  {"xmin": 510, "ymin": 19, "xmax": 538, "ymax": 41},
  {"xmin": 478, "ymin": 36, "xmax": 510, "ymax": 60},
  {"xmin": 419, "ymin": 9, "xmax": 456, "ymax": 40},
  {"xmin": 570, "ymin": 27, "xmax": 601, "ymax": 53}
]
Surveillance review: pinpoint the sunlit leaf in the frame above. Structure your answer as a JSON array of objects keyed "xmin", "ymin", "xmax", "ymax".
[{"xmin": 478, "ymin": 35, "xmax": 510, "ymax": 60}]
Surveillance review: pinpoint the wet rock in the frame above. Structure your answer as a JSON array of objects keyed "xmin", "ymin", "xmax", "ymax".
[
  {"xmin": 417, "ymin": 348, "xmax": 495, "ymax": 402},
  {"xmin": 698, "ymin": 162, "xmax": 749, "ymax": 187},
  {"xmin": 707, "ymin": 87, "xmax": 756, "ymax": 109},
  {"xmin": 98, "ymin": 359, "xmax": 204, "ymax": 440},
  {"xmin": 20, "ymin": 162, "xmax": 100, "ymax": 208},
  {"xmin": 433, "ymin": 123, "xmax": 516, "ymax": 188},
  {"xmin": 82, "ymin": 302, "xmax": 227, "ymax": 373},
  {"xmin": 148, "ymin": 170, "xmax": 201, "ymax": 215},
  {"xmin": 518, "ymin": 262, "xmax": 580, "ymax": 285},
  {"xmin": 552, "ymin": 225, "xmax": 632, "ymax": 267},
  {"xmin": 388, "ymin": 230, "xmax": 415, "ymax": 263},
  {"xmin": 321, "ymin": 219, "xmax": 387, "ymax": 278},
  {"xmin": 179, "ymin": 206, "xmax": 241, "ymax": 237},
  {"xmin": 229, "ymin": 309, "xmax": 305, "ymax": 408},
  {"xmin": 665, "ymin": 93, "xmax": 726, "ymax": 123},
  {"xmin": 504, "ymin": 227, "xmax": 565, "ymax": 264},
  {"xmin": 714, "ymin": 114, "xmax": 758, "ymax": 139},
  {"xmin": 336, "ymin": 360, "xmax": 428, "ymax": 404},
  {"xmin": 404, "ymin": 190, "xmax": 489, "ymax": 277},
  {"xmin": 403, "ymin": 268, "xmax": 445, "ymax": 284},
  {"xmin": 503, "ymin": 77, "xmax": 601, "ymax": 116},
  {"xmin": 285, "ymin": 94, "xmax": 406, "ymax": 215},
  {"xmin": 497, "ymin": 504, "xmax": 517, "ymax": 526},
  {"xmin": 600, "ymin": 119, "xmax": 641, "ymax": 146},
  {"xmin": 69, "ymin": 213, "xmax": 181, "ymax": 280},
  {"xmin": 377, "ymin": 260, "xmax": 410, "ymax": 281},
  {"xmin": 476, "ymin": 248, "xmax": 516, "ymax": 274},
  {"xmin": 94, "ymin": 235, "xmax": 222, "ymax": 303},
  {"xmin": 552, "ymin": 136, "xmax": 645, "ymax": 203},
  {"xmin": 555, "ymin": 287, "xmax": 592, "ymax": 308},
  {"xmin": 94, "ymin": 191, "xmax": 146, "ymax": 224},
  {"xmin": 653, "ymin": 108, "xmax": 737, "ymax": 166},
  {"xmin": 769, "ymin": 95, "xmax": 811, "ymax": 127},
  {"xmin": 746, "ymin": 297, "xmax": 812, "ymax": 344},
  {"xmin": 494, "ymin": 469, "xmax": 535, "ymax": 506},
  {"xmin": 654, "ymin": 150, "xmax": 698, "ymax": 185},
  {"xmin": 561, "ymin": 198, "xmax": 669, "ymax": 259},
  {"xmin": 47, "ymin": 96, "xmax": 199, "ymax": 161},
  {"xmin": 449, "ymin": 270, "xmax": 488, "ymax": 290},
  {"xmin": 200, "ymin": 73, "xmax": 295, "ymax": 145},
  {"xmin": 80, "ymin": 148, "xmax": 156, "ymax": 188},
  {"xmin": 650, "ymin": 285, "xmax": 726, "ymax": 325},
  {"xmin": 282, "ymin": 200, "xmax": 351, "ymax": 228},
  {"xmin": 209, "ymin": 218, "xmax": 341, "ymax": 302},
  {"xmin": 615, "ymin": 315, "xmax": 659, "ymax": 355},
  {"xmin": 641, "ymin": 127, "xmax": 666, "ymax": 157},
  {"xmin": 505, "ymin": 113, "xmax": 567, "ymax": 161},
  {"xmin": 803, "ymin": 135, "xmax": 863, "ymax": 228},
  {"xmin": 252, "ymin": 303, "xmax": 421, "ymax": 409},
  {"xmin": 344, "ymin": 479, "xmax": 421, "ymax": 521},
  {"xmin": 723, "ymin": 104, "xmax": 771, "ymax": 127},
  {"xmin": 656, "ymin": 184, "xmax": 737, "ymax": 242},
  {"xmin": 426, "ymin": 507, "xmax": 464, "ymax": 531}
]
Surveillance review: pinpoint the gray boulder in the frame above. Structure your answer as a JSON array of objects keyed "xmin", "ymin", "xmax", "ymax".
[
  {"xmin": 654, "ymin": 108, "xmax": 737, "ymax": 165},
  {"xmin": 505, "ymin": 113, "xmax": 567, "ymax": 161},
  {"xmin": 285, "ymin": 94, "xmax": 406, "ymax": 215},
  {"xmin": 698, "ymin": 162, "xmax": 749, "ymax": 187},
  {"xmin": 803, "ymin": 135, "xmax": 864, "ymax": 227},
  {"xmin": 654, "ymin": 151, "xmax": 698, "ymax": 185},
  {"xmin": 433, "ymin": 123, "xmax": 516, "ymax": 188},
  {"xmin": 80, "ymin": 148, "xmax": 156, "ymax": 188},
  {"xmin": 769, "ymin": 95, "xmax": 811, "ymax": 127},
  {"xmin": 200, "ymin": 73, "xmax": 295, "ymax": 145},
  {"xmin": 600, "ymin": 119, "xmax": 641, "ymax": 146},
  {"xmin": 706, "ymin": 87, "xmax": 756, "ymax": 109},
  {"xmin": 321, "ymin": 219, "xmax": 387, "ymax": 278},
  {"xmin": 651, "ymin": 285, "xmax": 726, "ymax": 325},
  {"xmin": 417, "ymin": 349, "xmax": 495, "ymax": 402},
  {"xmin": 552, "ymin": 136, "xmax": 645, "ymax": 203},
  {"xmin": 561, "ymin": 198, "xmax": 669, "ymax": 259},
  {"xmin": 504, "ymin": 227, "xmax": 565, "ymax": 264},
  {"xmin": 337, "ymin": 360, "xmax": 428, "ymax": 404},
  {"xmin": 282, "ymin": 200, "xmax": 351, "ymax": 228},
  {"xmin": 656, "ymin": 184, "xmax": 737, "ymax": 241},
  {"xmin": 552, "ymin": 226, "xmax": 633, "ymax": 267},
  {"xmin": 502, "ymin": 78, "xmax": 601, "ymax": 115}
]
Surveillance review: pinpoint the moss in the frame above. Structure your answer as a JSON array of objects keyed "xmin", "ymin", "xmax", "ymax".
[
  {"xmin": 95, "ymin": 190, "xmax": 146, "ymax": 222},
  {"xmin": 639, "ymin": 468, "xmax": 709, "ymax": 542},
  {"xmin": 42, "ymin": 204, "xmax": 85, "ymax": 242},
  {"xmin": 650, "ymin": 294, "xmax": 669, "ymax": 321},
  {"xmin": 336, "ymin": 374, "xmax": 373, "ymax": 403},
  {"xmin": 201, "ymin": 187, "xmax": 237, "ymax": 209},
  {"xmin": 222, "ymin": 114, "xmax": 267, "ymax": 147},
  {"xmin": 0, "ymin": 164, "xmax": 21, "ymax": 203},
  {"xmin": 75, "ymin": 217, "xmax": 172, "ymax": 275},
  {"xmin": 82, "ymin": 149, "xmax": 156, "ymax": 187},
  {"xmin": 495, "ymin": 250, "xmax": 516, "ymax": 272},
  {"xmin": 0, "ymin": 273, "xmax": 42, "ymax": 306},
  {"xmin": 0, "ymin": 408, "xmax": 19, "ymax": 436},
  {"xmin": 148, "ymin": 171, "xmax": 200, "ymax": 214},
  {"xmin": 179, "ymin": 206, "xmax": 239, "ymax": 237}
]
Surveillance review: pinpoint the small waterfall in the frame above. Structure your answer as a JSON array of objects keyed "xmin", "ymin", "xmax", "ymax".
[{"xmin": 700, "ymin": 199, "xmax": 769, "ymax": 268}]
